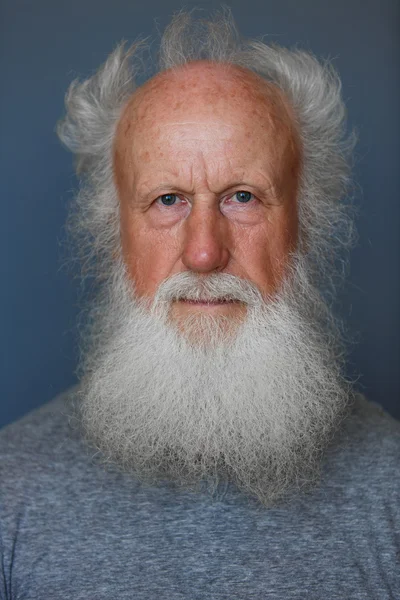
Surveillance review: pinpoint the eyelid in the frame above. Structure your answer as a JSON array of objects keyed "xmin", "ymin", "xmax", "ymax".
[
  {"xmin": 223, "ymin": 190, "xmax": 256, "ymax": 204},
  {"xmin": 154, "ymin": 193, "xmax": 189, "ymax": 207}
]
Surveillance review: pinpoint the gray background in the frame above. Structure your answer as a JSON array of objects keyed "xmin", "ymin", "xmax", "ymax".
[{"xmin": 1, "ymin": 0, "xmax": 399, "ymax": 428}]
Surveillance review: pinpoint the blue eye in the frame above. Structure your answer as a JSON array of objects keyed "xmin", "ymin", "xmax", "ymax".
[
  {"xmin": 159, "ymin": 194, "xmax": 178, "ymax": 206},
  {"xmin": 234, "ymin": 191, "xmax": 253, "ymax": 203}
]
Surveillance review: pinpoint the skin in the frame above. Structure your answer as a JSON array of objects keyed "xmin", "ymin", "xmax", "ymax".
[{"xmin": 113, "ymin": 61, "xmax": 301, "ymax": 324}]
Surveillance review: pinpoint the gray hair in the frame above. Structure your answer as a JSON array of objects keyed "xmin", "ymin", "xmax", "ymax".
[{"xmin": 57, "ymin": 9, "xmax": 355, "ymax": 296}]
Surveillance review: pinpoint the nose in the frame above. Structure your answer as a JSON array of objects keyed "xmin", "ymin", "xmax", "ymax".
[{"xmin": 181, "ymin": 203, "xmax": 230, "ymax": 273}]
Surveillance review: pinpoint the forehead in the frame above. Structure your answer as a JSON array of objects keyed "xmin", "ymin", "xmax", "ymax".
[{"xmin": 113, "ymin": 61, "xmax": 300, "ymax": 187}]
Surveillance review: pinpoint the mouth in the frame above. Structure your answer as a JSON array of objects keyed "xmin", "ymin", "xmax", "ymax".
[{"xmin": 178, "ymin": 298, "xmax": 239, "ymax": 307}]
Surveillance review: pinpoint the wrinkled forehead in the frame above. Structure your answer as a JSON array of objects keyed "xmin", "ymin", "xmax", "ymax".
[{"xmin": 113, "ymin": 61, "xmax": 301, "ymax": 172}]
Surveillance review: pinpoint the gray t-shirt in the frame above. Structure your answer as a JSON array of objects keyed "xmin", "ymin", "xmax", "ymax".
[{"xmin": 0, "ymin": 394, "xmax": 399, "ymax": 599}]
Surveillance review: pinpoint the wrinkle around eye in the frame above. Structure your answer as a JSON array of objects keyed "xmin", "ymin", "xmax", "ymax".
[
  {"xmin": 148, "ymin": 194, "xmax": 191, "ymax": 228},
  {"xmin": 221, "ymin": 192, "xmax": 259, "ymax": 209},
  {"xmin": 154, "ymin": 193, "xmax": 188, "ymax": 208},
  {"xmin": 219, "ymin": 192, "xmax": 268, "ymax": 226}
]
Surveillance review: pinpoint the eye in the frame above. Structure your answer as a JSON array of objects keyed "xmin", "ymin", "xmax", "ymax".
[
  {"xmin": 233, "ymin": 191, "xmax": 254, "ymax": 203},
  {"xmin": 157, "ymin": 193, "xmax": 179, "ymax": 206}
]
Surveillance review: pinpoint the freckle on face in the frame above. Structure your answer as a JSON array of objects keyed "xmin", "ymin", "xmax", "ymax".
[
  {"xmin": 141, "ymin": 150, "xmax": 151, "ymax": 163},
  {"xmin": 113, "ymin": 62, "xmax": 300, "ymax": 325}
]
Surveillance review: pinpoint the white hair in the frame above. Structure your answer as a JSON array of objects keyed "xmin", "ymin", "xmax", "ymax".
[{"xmin": 57, "ymin": 8, "xmax": 355, "ymax": 298}]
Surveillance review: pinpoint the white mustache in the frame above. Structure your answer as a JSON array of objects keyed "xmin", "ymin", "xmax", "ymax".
[{"xmin": 152, "ymin": 272, "xmax": 264, "ymax": 306}]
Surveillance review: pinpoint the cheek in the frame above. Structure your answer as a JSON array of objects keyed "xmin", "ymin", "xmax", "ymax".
[
  {"xmin": 234, "ymin": 210, "xmax": 297, "ymax": 294},
  {"xmin": 267, "ymin": 215, "xmax": 298, "ymax": 289},
  {"xmin": 120, "ymin": 212, "xmax": 181, "ymax": 298}
]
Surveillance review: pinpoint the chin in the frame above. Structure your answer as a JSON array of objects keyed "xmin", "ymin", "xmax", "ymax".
[{"xmin": 169, "ymin": 303, "xmax": 247, "ymax": 348}]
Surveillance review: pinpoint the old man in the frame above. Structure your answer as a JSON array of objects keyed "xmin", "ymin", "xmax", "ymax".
[{"xmin": 1, "ymin": 11, "xmax": 399, "ymax": 599}]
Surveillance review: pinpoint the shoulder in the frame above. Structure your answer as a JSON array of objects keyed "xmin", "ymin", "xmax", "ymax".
[
  {"xmin": 0, "ymin": 391, "xmax": 80, "ymax": 463},
  {"xmin": 322, "ymin": 394, "xmax": 400, "ymax": 496},
  {"xmin": 0, "ymin": 390, "xmax": 90, "ymax": 504},
  {"xmin": 341, "ymin": 394, "xmax": 400, "ymax": 457}
]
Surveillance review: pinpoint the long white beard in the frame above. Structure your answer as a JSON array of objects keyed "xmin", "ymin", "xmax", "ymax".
[{"xmin": 77, "ymin": 257, "xmax": 351, "ymax": 506}]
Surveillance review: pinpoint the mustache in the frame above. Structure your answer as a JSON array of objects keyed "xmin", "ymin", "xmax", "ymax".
[{"xmin": 151, "ymin": 272, "xmax": 265, "ymax": 307}]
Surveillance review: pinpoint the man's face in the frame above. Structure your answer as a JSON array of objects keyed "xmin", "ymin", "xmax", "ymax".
[{"xmin": 113, "ymin": 62, "xmax": 300, "ymax": 329}]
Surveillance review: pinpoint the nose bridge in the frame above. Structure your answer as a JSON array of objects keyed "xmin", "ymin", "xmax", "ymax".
[{"xmin": 182, "ymin": 200, "xmax": 229, "ymax": 273}]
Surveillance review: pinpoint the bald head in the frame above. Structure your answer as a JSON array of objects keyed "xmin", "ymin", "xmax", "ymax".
[{"xmin": 122, "ymin": 60, "xmax": 295, "ymax": 122}]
